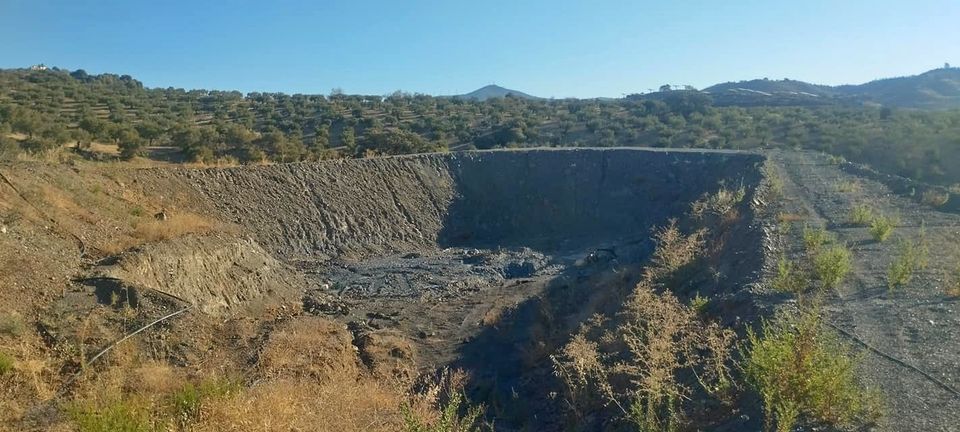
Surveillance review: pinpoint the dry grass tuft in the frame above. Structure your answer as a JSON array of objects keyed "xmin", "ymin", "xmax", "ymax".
[
  {"xmin": 691, "ymin": 184, "xmax": 746, "ymax": 219},
  {"xmin": 258, "ymin": 317, "xmax": 359, "ymax": 381},
  {"xmin": 100, "ymin": 211, "xmax": 222, "ymax": 254},
  {"xmin": 132, "ymin": 212, "xmax": 216, "ymax": 243},
  {"xmin": 645, "ymin": 219, "xmax": 707, "ymax": 282},
  {"xmin": 776, "ymin": 212, "xmax": 805, "ymax": 224},
  {"xmin": 836, "ymin": 180, "xmax": 861, "ymax": 193},
  {"xmin": 945, "ymin": 272, "xmax": 960, "ymax": 298},
  {"xmin": 193, "ymin": 375, "xmax": 405, "ymax": 432},
  {"xmin": 356, "ymin": 330, "xmax": 417, "ymax": 382},
  {"xmin": 921, "ymin": 189, "xmax": 950, "ymax": 208}
]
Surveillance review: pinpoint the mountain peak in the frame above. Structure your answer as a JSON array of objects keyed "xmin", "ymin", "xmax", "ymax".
[{"xmin": 456, "ymin": 85, "xmax": 540, "ymax": 101}]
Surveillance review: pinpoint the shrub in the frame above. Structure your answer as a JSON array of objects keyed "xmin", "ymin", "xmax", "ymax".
[
  {"xmin": 553, "ymin": 282, "xmax": 734, "ymax": 431},
  {"xmin": 644, "ymin": 220, "xmax": 707, "ymax": 281},
  {"xmin": 0, "ymin": 351, "xmax": 14, "ymax": 375},
  {"xmin": 868, "ymin": 214, "xmax": 897, "ymax": 242},
  {"xmin": 802, "ymin": 225, "xmax": 833, "ymax": 252},
  {"xmin": 849, "ymin": 204, "xmax": 874, "ymax": 226},
  {"xmin": 402, "ymin": 390, "xmax": 484, "ymax": 432},
  {"xmin": 0, "ymin": 135, "xmax": 21, "ymax": 159},
  {"xmin": 690, "ymin": 293, "xmax": 709, "ymax": 314},
  {"xmin": 888, "ymin": 238, "xmax": 928, "ymax": 291},
  {"xmin": 401, "ymin": 368, "xmax": 485, "ymax": 432},
  {"xmin": 813, "ymin": 244, "xmax": 852, "ymax": 290},
  {"xmin": 691, "ymin": 185, "xmax": 746, "ymax": 218},
  {"xmin": 743, "ymin": 311, "xmax": 881, "ymax": 432},
  {"xmin": 771, "ymin": 257, "xmax": 805, "ymax": 294},
  {"xmin": 168, "ymin": 379, "xmax": 240, "ymax": 427}
]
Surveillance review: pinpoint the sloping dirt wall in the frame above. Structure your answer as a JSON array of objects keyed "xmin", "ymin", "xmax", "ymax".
[{"xmin": 144, "ymin": 149, "xmax": 763, "ymax": 261}]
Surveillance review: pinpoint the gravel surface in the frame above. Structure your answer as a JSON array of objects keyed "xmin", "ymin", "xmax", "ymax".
[{"xmin": 771, "ymin": 150, "xmax": 960, "ymax": 432}]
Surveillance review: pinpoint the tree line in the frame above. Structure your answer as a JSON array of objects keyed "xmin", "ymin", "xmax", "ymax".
[{"xmin": 1, "ymin": 67, "xmax": 960, "ymax": 186}]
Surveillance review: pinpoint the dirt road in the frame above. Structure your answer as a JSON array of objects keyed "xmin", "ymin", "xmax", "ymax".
[{"xmin": 771, "ymin": 150, "xmax": 960, "ymax": 432}]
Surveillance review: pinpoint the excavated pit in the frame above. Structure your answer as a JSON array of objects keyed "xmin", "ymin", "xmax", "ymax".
[{"xmin": 126, "ymin": 148, "xmax": 766, "ymax": 429}]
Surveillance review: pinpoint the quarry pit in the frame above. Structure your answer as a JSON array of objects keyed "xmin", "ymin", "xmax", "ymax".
[{"xmin": 110, "ymin": 148, "xmax": 767, "ymax": 429}]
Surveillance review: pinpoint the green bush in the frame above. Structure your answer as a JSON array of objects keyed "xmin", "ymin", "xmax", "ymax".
[
  {"xmin": 802, "ymin": 225, "xmax": 833, "ymax": 252},
  {"xmin": 813, "ymin": 244, "xmax": 852, "ymax": 290},
  {"xmin": 888, "ymin": 238, "xmax": 928, "ymax": 291},
  {"xmin": 868, "ymin": 214, "xmax": 897, "ymax": 242},
  {"xmin": 849, "ymin": 204, "xmax": 875, "ymax": 226},
  {"xmin": 689, "ymin": 293, "xmax": 710, "ymax": 314},
  {"xmin": 743, "ymin": 311, "xmax": 881, "ymax": 432},
  {"xmin": 0, "ymin": 351, "xmax": 14, "ymax": 375},
  {"xmin": 402, "ymin": 390, "xmax": 484, "ymax": 432},
  {"xmin": 168, "ymin": 379, "xmax": 240, "ymax": 427},
  {"xmin": 771, "ymin": 257, "xmax": 805, "ymax": 294}
]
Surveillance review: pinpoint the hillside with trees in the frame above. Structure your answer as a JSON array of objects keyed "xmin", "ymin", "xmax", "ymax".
[{"xmin": 2, "ymin": 66, "xmax": 960, "ymax": 187}]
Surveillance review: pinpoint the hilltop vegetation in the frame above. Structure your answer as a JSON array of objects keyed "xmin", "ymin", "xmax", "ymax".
[
  {"xmin": 701, "ymin": 65, "xmax": 960, "ymax": 110},
  {"xmin": 2, "ymin": 67, "xmax": 960, "ymax": 186}
]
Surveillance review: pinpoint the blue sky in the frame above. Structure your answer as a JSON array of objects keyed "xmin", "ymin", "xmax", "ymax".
[{"xmin": 1, "ymin": 0, "xmax": 957, "ymax": 98}]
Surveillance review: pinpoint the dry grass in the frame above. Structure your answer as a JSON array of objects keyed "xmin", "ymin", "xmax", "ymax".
[
  {"xmin": 645, "ymin": 219, "xmax": 707, "ymax": 282},
  {"xmin": 836, "ymin": 180, "xmax": 862, "ymax": 194},
  {"xmin": 691, "ymin": 185, "xmax": 746, "ymax": 219},
  {"xmin": 776, "ymin": 212, "xmax": 805, "ymax": 224},
  {"xmin": 57, "ymin": 314, "xmax": 481, "ymax": 432},
  {"xmin": 356, "ymin": 330, "xmax": 417, "ymax": 382},
  {"xmin": 132, "ymin": 212, "xmax": 216, "ymax": 242},
  {"xmin": 99, "ymin": 211, "xmax": 221, "ymax": 254},
  {"xmin": 921, "ymin": 189, "xmax": 950, "ymax": 208},
  {"xmin": 552, "ymin": 218, "xmax": 732, "ymax": 430},
  {"xmin": 552, "ymin": 283, "xmax": 734, "ymax": 430},
  {"xmin": 258, "ymin": 317, "xmax": 359, "ymax": 381},
  {"xmin": 945, "ymin": 265, "xmax": 960, "ymax": 298},
  {"xmin": 192, "ymin": 375, "xmax": 406, "ymax": 432}
]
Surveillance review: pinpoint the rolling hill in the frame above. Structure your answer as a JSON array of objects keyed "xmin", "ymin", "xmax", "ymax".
[
  {"xmin": 454, "ymin": 84, "xmax": 541, "ymax": 101},
  {"xmin": 701, "ymin": 66, "xmax": 960, "ymax": 109}
]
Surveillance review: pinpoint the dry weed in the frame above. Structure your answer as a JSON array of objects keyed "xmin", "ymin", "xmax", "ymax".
[
  {"xmin": 691, "ymin": 185, "xmax": 746, "ymax": 219},
  {"xmin": 645, "ymin": 219, "xmax": 707, "ymax": 282},
  {"xmin": 552, "ymin": 282, "xmax": 734, "ymax": 430}
]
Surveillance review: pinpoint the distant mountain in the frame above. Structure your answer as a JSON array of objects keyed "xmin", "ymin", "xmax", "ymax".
[
  {"xmin": 698, "ymin": 67, "xmax": 960, "ymax": 110},
  {"xmin": 455, "ymin": 85, "xmax": 541, "ymax": 101},
  {"xmin": 837, "ymin": 67, "xmax": 960, "ymax": 110}
]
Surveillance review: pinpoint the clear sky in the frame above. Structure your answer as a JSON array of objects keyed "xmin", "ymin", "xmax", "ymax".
[{"xmin": 1, "ymin": 0, "xmax": 957, "ymax": 98}]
